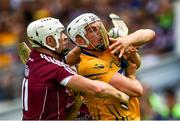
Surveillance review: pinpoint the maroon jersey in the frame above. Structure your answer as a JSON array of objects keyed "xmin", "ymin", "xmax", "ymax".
[{"xmin": 22, "ymin": 49, "xmax": 76, "ymax": 120}]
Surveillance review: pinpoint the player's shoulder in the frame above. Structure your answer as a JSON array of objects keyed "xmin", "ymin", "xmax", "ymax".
[
  {"xmin": 40, "ymin": 53, "xmax": 76, "ymax": 75},
  {"xmin": 78, "ymin": 54, "xmax": 109, "ymax": 76},
  {"xmin": 80, "ymin": 54, "xmax": 107, "ymax": 67},
  {"xmin": 40, "ymin": 53, "xmax": 68, "ymax": 68}
]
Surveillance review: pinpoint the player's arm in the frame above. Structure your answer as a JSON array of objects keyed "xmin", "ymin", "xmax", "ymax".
[
  {"xmin": 65, "ymin": 75, "xmax": 129, "ymax": 119},
  {"xmin": 66, "ymin": 47, "xmax": 81, "ymax": 66},
  {"xmin": 125, "ymin": 60, "xmax": 138, "ymax": 79},
  {"xmin": 65, "ymin": 75, "xmax": 130, "ymax": 119},
  {"xmin": 109, "ymin": 74, "xmax": 143, "ymax": 97},
  {"xmin": 129, "ymin": 52, "xmax": 141, "ymax": 68},
  {"xmin": 109, "ymin": 60, "xmax": 143, "ymax": 97},
  {"xmin": 66, "ymin": 74, "xmax": 129, "ymax": 103},
  {"xmin": 77, "ymin": 59, "xmax": 142, "ymax": 97},
  {"xmin": 109, "ymin": 29, "xmax": 155, "ymax": 57},
  {"xmin": 128, "ymin": 52, "xmax": 141, "ymax": 68}
]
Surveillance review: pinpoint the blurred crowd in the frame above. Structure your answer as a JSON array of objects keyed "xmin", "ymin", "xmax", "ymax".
[
  {"xmin": 140, "ymin": 84, "xmax": 180, "ymax": 120},
  {"xmin": 0, "ymin": 0, "xmax": 179, "ymax": 120}
]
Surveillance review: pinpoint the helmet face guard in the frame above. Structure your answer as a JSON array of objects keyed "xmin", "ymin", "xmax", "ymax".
[
  {"xmin": 67, "ymin": 13, "xmax": 109, "ymax": 51},
  {"xmin": 83, "ymin": 20, "xmax": 109, "ymax": 51},
  {"xmin": 99, "ymin": 22, "xmax": 109, "ymax": 49}
]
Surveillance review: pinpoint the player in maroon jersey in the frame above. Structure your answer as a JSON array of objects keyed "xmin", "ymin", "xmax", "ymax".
[{"xmin": 22, "ymin": 17, "xmax": 129, "ymax": 120}]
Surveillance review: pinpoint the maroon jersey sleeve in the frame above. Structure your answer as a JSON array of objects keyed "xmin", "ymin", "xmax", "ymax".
[{"xmin": 55, "ymin": 64, "xmax": 76, "ymax": 86}]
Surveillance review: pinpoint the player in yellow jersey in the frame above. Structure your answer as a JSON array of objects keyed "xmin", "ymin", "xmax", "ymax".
[{"xmin": 66, "ymin": 13, "xmax": 155, "ymax": 120}]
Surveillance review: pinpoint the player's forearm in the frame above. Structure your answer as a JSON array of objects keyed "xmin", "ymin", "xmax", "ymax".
[
  {"xmin": 93, "ymin": 81, "xmax": 129, "ymax": 103},
  {"xmin": 121, "ymin": 78, "xmax": 143, "ymax": 97},
  {"xmin": 67, "ymin": 75, "xmax": 129, "ymax": 103},
  {"xmin": 125, "ymin": 67, "xmax": 137, "ymax": 80},
  {"xmin": 125, "ymin": 66, "xmax": 143, "ymax": 96},
  {"xmin": 110, "ymin": 73, "xmax": 143, "ymax": 97},
  {"xmin": 126, "ymin": 29, "xmax": 155, "ymax": 46},
  {"xmin": 128, "ymin": 52, "xmax": 141, "ymax": 69},
  {"xmin": 129, "ymin": 79, "xmax": 143, "ymax": 97},
  {"xmin": 127, "ymin": 75, "xmax": 136, "ymax": 80}
]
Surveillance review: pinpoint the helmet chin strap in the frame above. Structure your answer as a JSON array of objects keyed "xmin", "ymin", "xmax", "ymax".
[
  {"xmin": 95, "ymin": 44, "xmax": 106, "ymax": 51},
  {"xmin": 32, "ymin": 40, "xmax": 65, "ymax": 59},
  {"xmin": 89, "ymin": 39, "xmax": 106, "ymax": 52}
]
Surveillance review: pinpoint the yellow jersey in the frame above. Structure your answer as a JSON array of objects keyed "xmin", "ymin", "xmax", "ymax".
[{"xmin": 78, "ymin": 49, "xmax": 140, "ymax": 120}]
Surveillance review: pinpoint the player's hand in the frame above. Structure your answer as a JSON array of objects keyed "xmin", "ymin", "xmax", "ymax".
[
  {"xmin": 123, "ymin": 45, "xmax": 138, "ymax": 59},
  {"xmin": 125, "ymin": 46, "xmax": 138, "ymax": 54},
  {"xmin": 109, "ymin": 37, "xmax": 130, "ymax": 58}
]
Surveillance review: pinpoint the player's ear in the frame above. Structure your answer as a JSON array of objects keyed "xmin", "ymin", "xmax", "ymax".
[
  {"xmin": 46, "ymin": 36, "xmax": 57, "ymax": 48},
  {"xmin": 76, "ymin": 35, "xmax": 86, "ymax": 45}
]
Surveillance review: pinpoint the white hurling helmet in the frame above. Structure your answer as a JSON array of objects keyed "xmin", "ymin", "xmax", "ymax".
[
  {"xmin": 27, "ymin": 17, "xmax": 65, "ymax": 51},
  {"xmin": 67, "ymin": 13, "xmax": 109, "ymax": 50}
]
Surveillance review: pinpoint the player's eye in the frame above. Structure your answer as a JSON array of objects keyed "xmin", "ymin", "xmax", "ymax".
[{"xmin": 89, "ymin": 27, "xmax": 98, "ymax": 33}]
